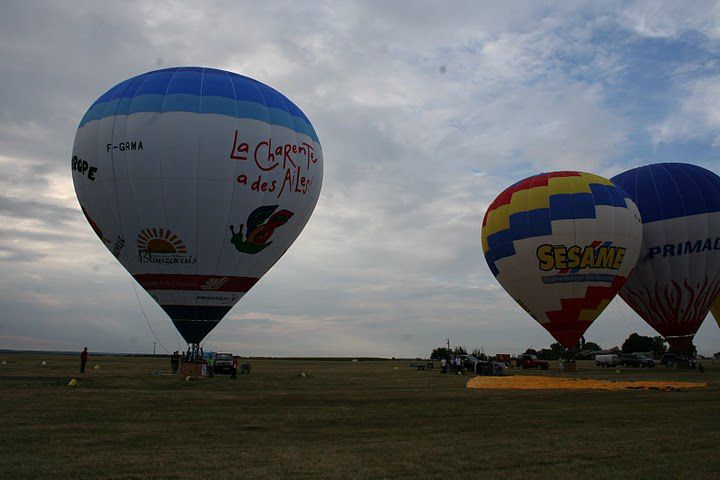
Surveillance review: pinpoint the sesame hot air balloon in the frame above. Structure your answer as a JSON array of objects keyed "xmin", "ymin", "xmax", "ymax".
[
  {"xmin": 711, "ymin": 296, "xmax": 720, "ymax": 329},
  {"xmin": 612, "ymin": 163, "xmax": 720, "ymax": 351},
  {"xmin": 481, "ymin": 171, "xmax": 642, "ymax": 348},
  {"xmin": 71, "ymin": 67, "xmax": 323, "ymax": 350}
]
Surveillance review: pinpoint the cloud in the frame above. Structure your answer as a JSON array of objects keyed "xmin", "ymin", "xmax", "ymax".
[
  {"xmin": 1, "ymin": 1, "xmax": 719, "ymax": 356},
  {"xmin": 620, "ymin": 1, "xmax": 720, "ymax": 39},
  {"xmin": 650, "ymin": 74, "xmax": 720, "ymax": 145}
]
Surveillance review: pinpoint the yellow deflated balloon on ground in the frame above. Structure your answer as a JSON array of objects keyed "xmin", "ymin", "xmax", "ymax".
[{"xmin": 481, "ymin": 171, "xmax": 642, "ymax": 347}]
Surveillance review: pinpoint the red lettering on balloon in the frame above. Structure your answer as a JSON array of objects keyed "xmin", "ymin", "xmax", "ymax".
[{"xmin": 232, "ymin": 131, "xmax": 319, "ymax": 199}]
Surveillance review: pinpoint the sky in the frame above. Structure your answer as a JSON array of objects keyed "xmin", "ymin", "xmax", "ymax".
[{"xmin": 1, "ymin": 0, "xmax": 720, "ymax": 357}]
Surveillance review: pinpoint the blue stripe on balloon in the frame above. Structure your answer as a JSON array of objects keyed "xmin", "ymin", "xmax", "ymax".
[
  {"xmin": 236, "ymin": 100, "xmax": 271, "ymax": 123},
  {"xmin": 607, "ymin": 185, "xmax": 629, "ymax": 208},
  {"xmin": 484, "ymin": 208, "xmax": 552, "ymax": 275},
  {"xmin": 79, "ymin": 94, "xmax": 319, "ymax": 141},
  {"xmin": 589, "ymin": 183, "xmax": 612, "ymax": 206},
  {"xmin": 527, "ymin": 208, "xmax": 552, "ymax": 236},
  {"xmin": 162, "ymin": 94, "xmax": 202, "ymax": 113},
  {"xmin": 485, "ymin": 252, "xmax": 500, "ymax": 277},
  {"xmin": 200, "ymin": 96, "xmax": 238, "ymax": 117},
  {"xmin": 485, "ymin": 242, "xmax": 515, "ymax": 277},
  {"xmin": 487, "ymin": 229, "xmax": 513, "ymax": 250},
  {"xmin": 77, "ymin": 67, "xmax": 320, "ymax": 142},
  {"xmin": 129, "ymin": 95, "xmax": 166, "ymax": 114},
  {"xmin": 549, "ymin": 192, "xmax": 596, "ymax": 220},
  {"xmin": 589, "ymin": 183, "xmax": 628, "ymax": 208},
  {"xmin": 508, "ymin": 208, "xmax": 552, "ymax": 241}
]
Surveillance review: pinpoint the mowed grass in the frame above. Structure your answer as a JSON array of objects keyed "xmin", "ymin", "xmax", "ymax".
[{"xmin": 1, "ymin": 354, "xmax": 719, "ymax": 479}]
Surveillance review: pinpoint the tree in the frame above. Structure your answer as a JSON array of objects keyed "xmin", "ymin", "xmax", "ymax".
[
  {"xmin": 453, "ymin": 346, "xmax": 467, "ymax": 356},
  {"xmin": 537, "ymin": 343, "xmax": 566, "ymax": 360},
  {"xmin": 583, "ymin": 341, "xmax": 601, "ymax": 351},
  {"xmin": 668, "ymin": 342, "xmax": 697, "ymax": 357},
  {"xmin": 430, "ymin": 347, "xmax": 451, "ymax": 360},
  {"xmin": 621, "ymin": 333, "xmax": 667, "ymax": 357},
  {"xmin": 524, "ymin": 348, "xmax": 538, "ymax": 356}
]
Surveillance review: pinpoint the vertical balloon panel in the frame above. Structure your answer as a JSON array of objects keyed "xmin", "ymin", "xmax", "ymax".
[{"xmin": 72, "ymin": 67, "xmax": 323, "ymax": 344}]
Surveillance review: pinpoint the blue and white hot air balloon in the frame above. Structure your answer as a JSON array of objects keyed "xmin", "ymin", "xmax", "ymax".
[
  {"xmin": 71, "ymin": 67, "xmax": 323, "ymax": 347},
  {"xmin": 612, "ymin": 163, "xmax": 720, "ymax": 351}
]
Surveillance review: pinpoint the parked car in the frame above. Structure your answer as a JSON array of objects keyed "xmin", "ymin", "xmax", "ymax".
[
  {"xmin": 595, "ymin": 354, "xmax": 621, "ymax": 367},
  {"xmin": 661, "ymin": 353, "xmax": 679, "ymax": 367},
  {"xmin": 516, "ymin": 354, "xmax": 549, "ymax": 370},
  {"xmin": 212, "ymin": 352, "xmax": 235, "ymax": 373},
  {"xmin": 457, "ymin": 355, "xmax": 480, "ymax": 370},
  {"xmin": 621, "ymin": 353, "xmax": 655, "ymax": 368}
]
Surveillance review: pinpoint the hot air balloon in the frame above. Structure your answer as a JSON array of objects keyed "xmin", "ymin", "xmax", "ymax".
[
  {"xmin": 481, "ymin": 171, "xmax": 642, "ymax": 349},
  {"xmin": 71, "ymin": 67, "xmax": 323, "ymax": 353},
  {"xmin": 611, "ymin": 163, "xmax": 720, "ymax": 351},
  {"xmin": 712, "ymin": 296, "xmax": 720, "ymax": 328}
]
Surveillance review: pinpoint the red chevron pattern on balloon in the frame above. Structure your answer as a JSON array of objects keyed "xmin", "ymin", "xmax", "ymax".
[{"xmin": 545, "ymin": 276, "xmax": 627, "ymax": 347}]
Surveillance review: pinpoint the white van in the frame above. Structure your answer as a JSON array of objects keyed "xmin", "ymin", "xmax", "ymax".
[{"xmin": 595, "ymin": 354, "xmax": 620, "ymax": 367}]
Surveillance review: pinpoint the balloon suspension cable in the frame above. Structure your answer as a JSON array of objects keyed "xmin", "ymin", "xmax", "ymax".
[
  {"xmin": 131, "ymin": 279, "xmax": 170, "ymax": 355},
  {"xmin": 174, "ymin": 330, "xmax": 183, "ymax": 352}
]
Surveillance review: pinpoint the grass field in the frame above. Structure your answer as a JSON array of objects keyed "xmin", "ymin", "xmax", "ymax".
[{"xmin": 1, "ymin": 354, "xmax": 719, "ymax": 479}]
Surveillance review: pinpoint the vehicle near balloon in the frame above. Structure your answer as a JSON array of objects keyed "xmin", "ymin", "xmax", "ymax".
[
  {"xmin": 481, "ymin": 171, "xmax": 643, "ymax": 359},
  {"xmin": 595, "ymin": 354, "xmax": 620, "ymax": 367},
  {"xmin": 660, "ymin": 353, "xmax": 680, "ymax": 368},
  {"xmin": 212, "ymin": 352, "xmax": 234, "ymax": 374},
  {"xmin": 71, "ymin": 67, "xmax": 323, "ymax": 357},
  {"xmin": 515, "ymin": 354, "xmax": 549, "ymax": 370},
  {"xmin": 611, "ymin": 163, "xmax": 720, "ymax": 352},
  {"xmin": 620, "ymin": 353, "xmax": 655, "ymax": 368}
]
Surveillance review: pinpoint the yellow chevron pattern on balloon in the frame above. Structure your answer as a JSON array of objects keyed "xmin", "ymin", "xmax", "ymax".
[{"xmin": 482, "ymin": 171, "xmax": 632, "ymax": 278}]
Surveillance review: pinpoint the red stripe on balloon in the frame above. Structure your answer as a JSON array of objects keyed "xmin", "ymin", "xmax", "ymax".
[
  {"xmin": 482, "ymin": 171, "xmax": 581, "ymax": 226},
  {"xmin": 133, "ymin": 274, "xmax": 259, "ymax": 292},
  {"xmin": 544, "ymin": 275, "xmax": 627, "ymax": 347}
]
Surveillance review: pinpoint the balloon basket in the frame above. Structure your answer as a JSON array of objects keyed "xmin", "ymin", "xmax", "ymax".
[{"xmin": 181, "ymin": 362, "xmax": 208, "ymax": 378}]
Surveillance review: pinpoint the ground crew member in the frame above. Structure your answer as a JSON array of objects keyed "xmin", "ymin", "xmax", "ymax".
[
  {"xmin": 80, "ymin": 347, "xmax": 88, "ymax": 373},
  {"xmin": 231, "ymin": 356, "xmax": 238, "ymax": 379}
]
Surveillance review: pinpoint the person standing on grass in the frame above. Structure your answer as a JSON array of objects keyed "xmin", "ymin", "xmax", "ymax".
[
  {"xmin": 440, "ymin": 357, "xmax": 447, "ymax": 374},
  {"xmin": 171, "ymin": 351, "xmax": 179, "ymax": 374},
  {"xmin": 207, "ymin": 354, "xmax": 215, "ymax": 378},
  {"xmin": 80, "ymin": 347, "xmax": 88, "ymax": 373},
  {"xmin": 231, "ymin": 356, "xmax": 238, "ymax": 379}
]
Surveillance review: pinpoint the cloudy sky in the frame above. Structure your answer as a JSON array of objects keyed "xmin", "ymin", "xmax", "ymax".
[{"xmin": 1, "ymin": 0, "xmax": 720, "ymax": 356}]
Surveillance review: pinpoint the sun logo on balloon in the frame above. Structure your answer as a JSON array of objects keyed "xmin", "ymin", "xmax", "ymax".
[
  {"xmin": 137, "ymin": 229, "xmax": 187, "ymax": 253},
  {"xmin": 230, "ymin": 205, "xmax": 294, "ymax": 254}
]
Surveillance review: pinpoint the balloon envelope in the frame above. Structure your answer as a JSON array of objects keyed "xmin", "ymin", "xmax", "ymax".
[
  {"xmin": 72, "ymin": 67, "xmax": 323, "ymax": 344},
  {"xmin": 611, "ymin": 163, "xmax": 720, "ymax": 350},
  {"xmin": 482, "ymin": 171, "xmax": 642, "ymax": 347},
  {"xmin": 712, "ymin": 296, "xmax": 720, "ymax": 329}
]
